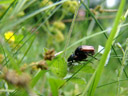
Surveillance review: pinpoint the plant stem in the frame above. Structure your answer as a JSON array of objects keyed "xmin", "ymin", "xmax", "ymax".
[{"xmin": 82, "ymin": 0, "xmax": 126, "ymax": 95}]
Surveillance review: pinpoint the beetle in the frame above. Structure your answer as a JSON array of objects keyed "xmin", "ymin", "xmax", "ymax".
[
  {"xmin": 67, "ymin": 53, "xmax": 88, "ymax": 63},
  {"xmin": 67, "ymin": 45, "xmax": 95, "ymax": 65}
]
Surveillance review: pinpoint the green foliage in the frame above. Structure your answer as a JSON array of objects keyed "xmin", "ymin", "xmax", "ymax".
[
  {"xmin": 72, "ymin": 64, "xmax": 95, "ymax": 73},
  {"xmin": 0, "ymin": 0, "xmax": 14, "ymax": 4},
  {"xmin": 69, "ymin": 77, "xmax": 86, "ymax": 85},
  {"xmin": 50, "ymin": 56, "xmax": 67, "ymax": 78},
  {"xmin": 31, "ymin": 70, "xmax": 46, "ymax": 88},
  {"xmin": 48, "ymin": 75, "xmax": 65, "ymax": 96},
  {"xmin": 87, "ymin": 0, "xmax": 126, "ymax": 95},
  {"xmin": 14, "ymin": 34, "xmax": 24, "ymax": 44},
  {"xmin": 0, "ymin": 0, "xmax": 128, "ymax": 96}
]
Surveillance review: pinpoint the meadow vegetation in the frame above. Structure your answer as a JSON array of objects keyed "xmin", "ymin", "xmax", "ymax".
[{"xmin": 0, "ymin": 0, "xmax": 128, "ymax": 96}]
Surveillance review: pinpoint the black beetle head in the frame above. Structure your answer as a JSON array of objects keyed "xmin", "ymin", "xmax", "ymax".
[{"xmin": 67, "ymin": 54, "xmax": 76, "ymax": 62}]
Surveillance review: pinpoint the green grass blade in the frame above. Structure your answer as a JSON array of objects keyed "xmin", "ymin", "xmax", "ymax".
[
  {"xmin": 31, "ymin": 70, "xmax": 46, "ymax": 88},
  {"xmin": 67, "ymin": 30, "xmax": 107, "ymax": 50},
  {"xmin": 3, "ymin": 45, "xmax": 19, "ymax": 70},
  {"xmin": 82, "ymin": 0, "xmax": 126, "ymax": 95},
  {"xmin": 0, "ymin": 0, "xmax": 16, "ymax": 21},
  {"xmin": 18, "ymin": 36, "xmax": 35, "ymax": 65},
  {"xmin": 1, "ymin": 0, "xmax": 68, "ymax": 31},
  {"xmin": 22, "ymin": 0, "xmax": 36, "ymax": 11},
  {"xmin": 11, "ymin": 0, "xmax": 27, "ymax": 16},
  {"xmin": 2, "ymin": 4, "xmax": 61, "ymax": 66},
  {"xmin": 81, "ymin": 0, "xmax": 128, "ymax": 78},
  {"xmin": 117, "ymin": 38, "xmax": 128, "ymax": 94},
  {"xmin": 97, "ymin": 78, "xmax": 128, "ymax": 88},
  {"xmin": 80, "ymin": 0, "xmax": 104, "ymax": 30},
  {"xmin": 0, "ymin": 0, "xmax": 14, "ymax": 4},
  {"xmin": 63, "ymin": 3, "xmax": 80, "ymax": 56},
  {"xmin": 0, "ymin": 44, "xmax": 8, "ymax": 64}
]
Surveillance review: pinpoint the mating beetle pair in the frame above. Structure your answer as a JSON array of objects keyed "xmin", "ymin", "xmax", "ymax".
[{"xmin": 67, "ymin": 45, "xmax": 95, "ymax": 65}]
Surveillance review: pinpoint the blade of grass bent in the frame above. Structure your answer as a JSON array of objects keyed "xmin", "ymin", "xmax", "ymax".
[
  {"xmin": 11, "ymin": 0, "xmax": 27, "ymax": 16},
  {"xmin": 82, "ymin": 0, "xmax": 126, "ymax": 95},
  {"xmin": 97, "ymin": 78, "xmax": 128, "ymax": 88},
  {"xmin": 81, "ymin": 0, "xmax": 128, "ymax": 78},
  {"xmin": 0, "ymin": 44, "xmax": 8, "ymax": 64},
  {"xmin": 77, "ymin": 78, "xmax": 128, "ymax": 96},
  {"xmin": 18, "ymin": 36, "xmax": 35, "ymax": 65},
  {"xmin": 2, "ymin": 5, "xmax": 61, "ymax": 66},
  {"xmin": 22, "ymin": 0, "xmax": 36, "ymax": 11},
  {"xmin": 7, "ymin": 5, "xmax": 62, "ymax": 96},
  {"xmin": 1, "ymin": 0, "xmax": 68, "ymax": 31},
  {"xmin": 63, "ymin": 3, "xmax": 80, "ymax": 56},
  {"xmin": 55, "ymin": 29, "xmax": 108, "ymax": 57},
  {"xmin": 31, "ymin": 70, "xmax": 46, "ymax": 88},
  {"xmin": 117, "ymin": 38, "xmax": 128, "ymax": 94},
  {"xmin": 0, "ymin": 0, "xmax": 16, "ymax": 21}
]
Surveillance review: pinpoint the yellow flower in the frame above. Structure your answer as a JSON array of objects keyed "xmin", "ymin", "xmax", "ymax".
[{"xmin": 4, "ymin": 31, "xmax": 15, "ymax": 42}]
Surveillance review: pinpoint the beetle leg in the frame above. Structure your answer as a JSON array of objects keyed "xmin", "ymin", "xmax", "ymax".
[
  {"xmin": 86, "ymin": 53, "xmax": 99, "ymax": 61},
  {"xmin": 68, "ymin": 61, "xmax": 73, "ymax": 67}
]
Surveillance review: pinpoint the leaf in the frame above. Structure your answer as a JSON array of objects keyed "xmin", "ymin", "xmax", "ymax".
[
  {"xmin": 30, "ymin": 70, "xmax": 46, "ymax": 88},
  {"xmin": 48, "ymin": 76, "xmax": 65, "ymax": 96},
  {"xmin": 50, "ymin": 56, "xmax": 67, "ymax": 78},
  {"xmin": 69, "ymin": 77, "xmax": 86, "ymax": 85},
  {"xmin": 72, "ymin": 65, "xmax": 95, "ymax": 73}
]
